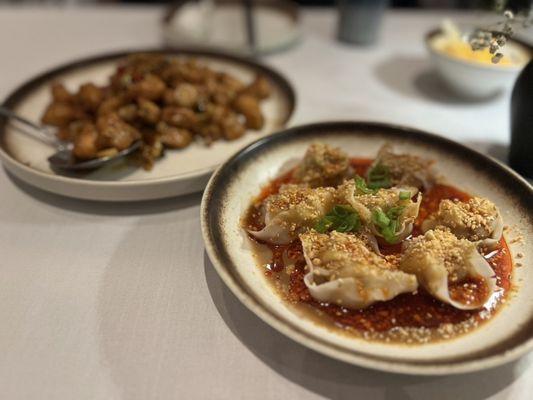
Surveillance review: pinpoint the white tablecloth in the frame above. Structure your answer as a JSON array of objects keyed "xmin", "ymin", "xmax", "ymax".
[{"xmin": 0, "ymin": 6, "xmax": 531, "ymax": 400}]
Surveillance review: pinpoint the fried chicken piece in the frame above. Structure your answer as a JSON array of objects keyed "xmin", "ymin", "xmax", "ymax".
[
  {"xmin": 220, "ymin": 112, "xmax": 246, "ymax": 140},
  {"xmin": 73, "ymin": 123, "xmax": 99, "ymax": 160},
  {"xmin": 41, "ymin": 102, "xmax": 84, "ymax": 127},
  {"xmin": 96, "ymin": 113, "xmax": 141, "ymax": 151},
  {"xmin": 164, "ymin": 83, "xmax": 199, "ymax": 108},
  {"xmin": 117, "ymin": 103, "xmax": 138, "ymax": 122},
  {"xmin": 157, "ymin": 122, "xmax": 193, "ymax": 149},
  {"xmin": 98, "ymin": 95, "xmax": 125, "ymax": 116},
  {"xmin": 56, "ymin": 120, "xmax": 90, "ymax": 141},
  {"xmin": 197, "ymin": 123, "xmax": 222, "ymax": 145},
  {"xmin": 137, "ymin": 98, "xmax": 161, "ymax": 125},
  {"xmin": 139, "ymin": 129, "xmax": 164, "ymax": 170},
  {"xmin": 77, "ymin": 83, "xmax": 104, "ymax": 111},
  {"xmin": 180, "ymin": 60, "xmax": 208, "ymax": 83},
  {"xmin": 233, "ymin": 94, "xmax": 264, "ymax": 130},
  {"xmin": 218, "ymin": 72, "xmax": 245, "ymax": 92},
  {"xmin": 211, "ymin": 89, "xmax": 236, "ymax": 106},
  {"xmin": 242, "ymin": 75, "xmax": 271, "ymax": 99},
  {"xmin": 161, "ymin": 106, "xmax": 197, "ymax": 129},
  {"xmin": 204, "ymin": 103, "xmax": 226, "ymax": 124},
  {"xmin": 129, "ymin": 74, "xmax": 166, "ymax": 101},
  {"xmin": 51, "ymin": 83, "xmax": 73, "ymax": 103}
]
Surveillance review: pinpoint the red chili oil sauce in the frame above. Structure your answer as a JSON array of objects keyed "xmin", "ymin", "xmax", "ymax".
[{"xmin": 244, "ymin": 158, "xmax": 512, "ymax": 339}]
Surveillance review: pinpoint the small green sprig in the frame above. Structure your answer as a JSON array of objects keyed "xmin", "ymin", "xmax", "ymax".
[
  {"xmin": 372, "ymin": 206, "xmax": 406, "ymax": 244},
  {"xmin": 315, "ymin": 205, "xmax": 362, "ymax": 234},
  {"xmin": 367, "ymin": 163, "xmax": 392, "ymax": 189},
  {"xmin": 354, "ymin": 175, "xmax": 377, "ymax": 195},
  {"xmin": 399, "ymin": 190, "xmax": 411, "ymax": 200}
]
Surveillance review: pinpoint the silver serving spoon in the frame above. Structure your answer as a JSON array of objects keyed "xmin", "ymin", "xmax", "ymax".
[{"xmin": 0, "ymin": 106, "xmax": 141, "ymax": 171}]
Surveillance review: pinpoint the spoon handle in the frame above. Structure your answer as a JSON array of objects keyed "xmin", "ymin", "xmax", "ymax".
[{"xmin": 0, "ymin": 106, "xmax": 59, "ymax": 147}]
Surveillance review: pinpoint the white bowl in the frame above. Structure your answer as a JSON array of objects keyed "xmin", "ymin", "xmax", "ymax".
[
  {"xmin": 425, "ymin": 29, "xmax": 532, "ymax": 99},
  {"xmin": 201, "ymin": 121, "xmax": 533, "ymax": 375}
]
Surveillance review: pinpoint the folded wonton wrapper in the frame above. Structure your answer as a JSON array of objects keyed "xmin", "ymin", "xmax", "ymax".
[
  {"xmin": 369, "ymin": 144, "xmax": 435, "ymax": 190},
  {"xmin": 249, "ymin": 184, "xmax": 336, "ymax": 245},
  {"xmin": 338, "ymin": 180, "xmax": 422, "ymax": 243},
  {"xmin": 301, "ymin": 231, "xmax": 418, "ymax": 309},
  {"xmin": 400, "ymin": 229, "xmax": 497, "ymax": 310},
  {"xmin": 421, "ymin": 197, "xmax": 503, "ymax": 249},
  {"xmin": 293, "ymin": 143, "xmax": 352, "ymax": 188}
]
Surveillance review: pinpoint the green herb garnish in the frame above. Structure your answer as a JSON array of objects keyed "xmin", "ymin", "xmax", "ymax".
[
  {"xmin": 315, "ymin": 205, "xmax": 361, "ymax": 234},
  {"xmin": 399, "ymin": 190, "xmax": 411, "ymax": 200},
  {"xmin": 372, "ymin": 209, "xmax": 390, "ymax": 228},
  {"xmin": 386, "ymin": 205, "xmax": 405, "ymax": 220},
  {"xmin": 354, "ymin": 175, "xmax": 377, "ymax": 195},
  {"xmin": 367, "ymin": 163, "xmax": 392, "ymax": 189},
  {"xmin": 314, "ymin": 216, "xmax": 335, "ymax": 233},
  {"xmin": 371, "ymin": 206, "xmax": 406, "ymax": 244}
]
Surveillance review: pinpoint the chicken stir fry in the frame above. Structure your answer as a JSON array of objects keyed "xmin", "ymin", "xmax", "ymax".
[{"xmin": 41, "ymin": 53, "xmax": 271, "ymax": 169}]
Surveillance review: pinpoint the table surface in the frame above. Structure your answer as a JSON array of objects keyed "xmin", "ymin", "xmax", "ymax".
[{"xmin": 0, "ymin": 6, "xmax": 532, "ymax": 400}]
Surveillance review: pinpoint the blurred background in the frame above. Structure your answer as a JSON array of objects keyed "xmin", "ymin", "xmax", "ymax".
[
  {"xmin": 0, "ymin": 0, "xmax": 531, "ymax": 171},
  {"xmin": 0, "ymin": 0, "xmax": 528, "ymax": 7}
]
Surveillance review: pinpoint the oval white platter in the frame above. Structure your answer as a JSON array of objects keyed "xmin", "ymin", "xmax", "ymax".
[
  {"xmin": 201, "ymin": 121, "xmax": 533, "ymax": 375},
  {"xmin": 0, "ymin": 49, "xmax": 295, "ymax": 201}
]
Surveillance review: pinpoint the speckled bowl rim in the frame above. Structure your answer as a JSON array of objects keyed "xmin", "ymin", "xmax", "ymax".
[{"xmin": 201, "ymin": 121, "xmax": 533, "ymax": 376}]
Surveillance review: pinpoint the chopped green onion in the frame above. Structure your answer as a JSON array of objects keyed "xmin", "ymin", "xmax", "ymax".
[
  {"xmin": 337, "ymin": 222, "xmax": 351, "ymax": 232},
  {"xmin": 386, "ymin": 206, "xmax": 405, "ymax": 220},
  {"xmin": 372, "ymin": 206, "xmax": 405, "ymax": 244},
  {"xmin": 332, "ymin": 205, "xmax": 350, "ymax": 218},
  {"xmin": 314, "ymin": 205, "xmax": 361, "ymax": 234},
  {"xmin": 314, "ymin": 217, "xmax": 334, "ymax": 233},
  {"xmin": 381, "ymin": 225, "xmax": 398, "ymax": 244},
  {"xmin": 368, "ymin": 163, "xmax": 392, "ymax": 189},
  {"xmin": 336, "ymin": 212, "xmax": 360, "ymax": 233},
  {"xmin": 372, "ymin": 209, "xmax": 390, "ymax": 228},
  {"xmin": 399, "ymin": 191, "xmax": 411, "ymax": 200},
  {"xmin": 354, "ymin": 176, "xmax": 376, "ymax": 195}
]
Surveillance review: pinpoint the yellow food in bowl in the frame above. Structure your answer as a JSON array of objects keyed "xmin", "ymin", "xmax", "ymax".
[
  {"xmin": 441, "ymin": 38, "xmax": 514, "ymax": 66},
  {"xmin": 430, "ymin": 20, "xmax": 531, "ymax": 69}
]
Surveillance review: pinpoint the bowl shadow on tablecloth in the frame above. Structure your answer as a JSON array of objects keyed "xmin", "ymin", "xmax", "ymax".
[
  {"xmin": 3, "ymin": 169, "xmax": 201, "ymax": 217},
  {"xmin": 204, "ymin": 253, "xmax": 528, "ymax": 400},
  {"xmin": 374, "ymin": 55, "xmax": 502, "ymax": 104}
]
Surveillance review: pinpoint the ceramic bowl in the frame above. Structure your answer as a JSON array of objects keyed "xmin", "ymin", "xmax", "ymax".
[
  {"xmin": 425, "ymin": 29, "xmax": 532, "ymax": 99},
  {"xmin": 201, "ymin": 121, "xmax": 533, "ymax": 375}
]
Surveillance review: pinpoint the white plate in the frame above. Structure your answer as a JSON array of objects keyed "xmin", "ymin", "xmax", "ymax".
[
  {"xmin": 201, "ymin": 121, "xmax": 533, "ymax": 375},
  {"xmin": 0, "ymin": 49, "xmax": 294, "ymax": 201}
]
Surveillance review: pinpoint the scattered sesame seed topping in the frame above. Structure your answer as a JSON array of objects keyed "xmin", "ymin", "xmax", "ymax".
[
  {"xmin": 425, "ymin": 197, "xmax": 500, "ymax": 241},
  {"xmin": 401, "ymin": 229, "xmax": 476, "ymax": 279},
  {"xmin": 372, "ymin": 144, "xmax": 434, "ymax": 189},
  {"xmin": 263, "ymin": 184, "xmax": 336, "ymax": 237},
  {"xmin": 294, "ymin": 143, "xmax": 350, "ymax": 188},
  {"xmin": 300, "ymin": 231, "xmax": 392, "ymax": 273}
]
